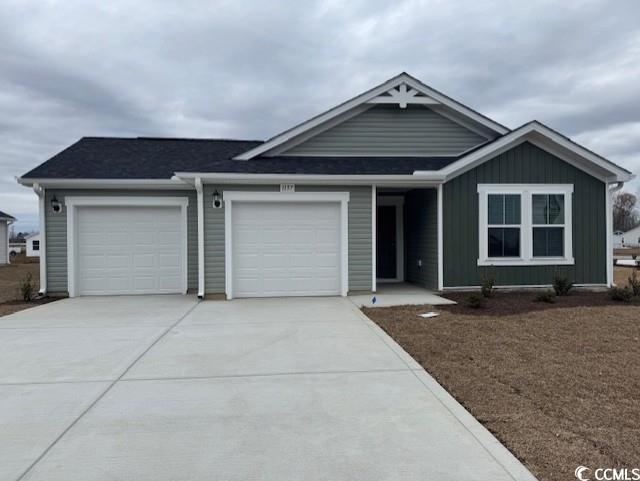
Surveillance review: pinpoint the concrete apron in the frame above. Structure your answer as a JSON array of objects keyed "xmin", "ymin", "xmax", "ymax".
[{"xmin": 0, "ymin": 295, "xmax": 535, "ymax": 481}]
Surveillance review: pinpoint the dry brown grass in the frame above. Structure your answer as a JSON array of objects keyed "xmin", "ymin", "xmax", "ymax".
[
  {"xmin": 363, "ymin": 292, "xmax": 640, "ymax": 481},
  {"xmin": 0, "ymin": 259, "xmax": 61, "ymax": 316},
  {"xmin": 614, "ymin": 264, "xmax": 640, "ymax": 287}
]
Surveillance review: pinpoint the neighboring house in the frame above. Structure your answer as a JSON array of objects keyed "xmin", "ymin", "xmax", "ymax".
[
  {"xmin": 0, "ymin": 210, "xmax": 16, "ymax": 265},
  {"xmin": 620, "ymin": 225, "xmax": 640, "ymax": 247},
  {"xmin": 25, "ymin": 232, "xmax": 41, "ymax": 257},
  {"xmin": 613, "ymin": 230, "xmax": 625, "ymax": 248},
  {"xmin": 17, "ymin": 73, "xmax": 634, "ymax": 298}
]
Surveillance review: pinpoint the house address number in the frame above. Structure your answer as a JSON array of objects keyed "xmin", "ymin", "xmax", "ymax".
[{"xmin": 280, "ymin": 184, "xmax": 295, "ymax": 192}]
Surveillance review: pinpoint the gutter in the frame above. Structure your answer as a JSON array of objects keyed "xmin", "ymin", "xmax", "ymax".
[
  {"xmin": 195, "ymin": 177, "xmax": 205, "ymax": 299},
  {"xmin": 32, "ymin": 183, "xmax": 47, "ymax": 295}
]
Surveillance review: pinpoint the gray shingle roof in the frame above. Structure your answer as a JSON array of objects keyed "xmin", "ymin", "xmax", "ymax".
[
  {"xmin": 21, "ymin": 137, "xmax": 460, "ymax": 179},
  {"xmin": 0, "ymin": 210, "xmax": 15, "ymax": 220}
]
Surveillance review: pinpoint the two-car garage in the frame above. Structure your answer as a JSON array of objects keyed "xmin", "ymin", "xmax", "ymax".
[{"xmin": 65, "ymin": 192, "xmax": 349, "ymax": 299}]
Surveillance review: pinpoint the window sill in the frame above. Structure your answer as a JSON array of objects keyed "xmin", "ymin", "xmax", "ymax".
[{"xmin": 477, "ymin": 257, "xmax": 575, "ymax": 267}]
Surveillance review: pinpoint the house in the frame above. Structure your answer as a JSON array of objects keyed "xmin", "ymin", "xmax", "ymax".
[
  {"xmin": 17, "ymin": 73, "xmax": 634, "ymax": 298},
  {"xmin": 0, "ymin": 210, "xmax": 16, "ymax": 265},
  {"xmin": 620, "ymin": 225, "xmax": 640, "ymax": 247},
  {"xmin": 613, "ymin": 230, "xmax": 625, "ymax": 248},
  {"xmin": 25, "ymin": 232, "xmax": 41, "ymax": 257}
]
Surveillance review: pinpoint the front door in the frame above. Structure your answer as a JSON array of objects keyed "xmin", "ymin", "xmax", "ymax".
[{"xmin": 377, "ymin": 205, "xmax": 397, "ymax": 279}]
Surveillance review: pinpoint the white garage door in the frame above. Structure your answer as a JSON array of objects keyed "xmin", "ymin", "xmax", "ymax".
[
  {"xmin": 232, "ymin": 202, "xmax": 342, "ymax": 298},
  {"xmin": 76, "ymin": 206, "xmax": 185, "ymax": 296}
]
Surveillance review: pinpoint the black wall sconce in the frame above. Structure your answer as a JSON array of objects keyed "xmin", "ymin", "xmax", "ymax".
[
  {"xmin": 212, "ymin": 190, "xmax": 222, "ymax": 209},
  {"xmin": 51, "ymin": 196, "xmax": 62, "ymax": 214}
]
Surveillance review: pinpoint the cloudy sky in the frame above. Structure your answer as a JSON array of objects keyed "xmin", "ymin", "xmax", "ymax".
[{"xmin": 1, "ymin": 0, "xmax": 639, "ymax": 231}]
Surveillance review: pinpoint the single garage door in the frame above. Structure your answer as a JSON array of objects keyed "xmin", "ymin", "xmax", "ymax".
[
  {"xmin": 232, "ymin": 202, "xmax": 342, "ymax": 298},
  {"xmin": 76, "ymin": 206, "xmax": 185, "ymax": 296}
]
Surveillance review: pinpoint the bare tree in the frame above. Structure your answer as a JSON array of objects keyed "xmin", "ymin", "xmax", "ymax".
[{"xmin": 613, "ymin": 191, "xmax": 639, "ymax": 232}]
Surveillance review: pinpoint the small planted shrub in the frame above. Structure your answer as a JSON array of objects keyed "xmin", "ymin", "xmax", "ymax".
[
  {"xmin": 535, "ymin": 290, "xmax": 556, "ymax": 303},
  {"xmin": 628, "ymin": 270, "xmax": 640, "ymax": 297},
  {"xmin": 19, "ymin": 273, "xmax": 35, "ymax": 302},
  {"xmin": 466, "ymin": 293, "xmax": 485, "ymax": 309},
  {"xmin": 552, "ymin": 275, "xmax": 573, "ymax": 296},
  {"xmin": 480, "ymin": 274, "xmax": 495, "ymax": 298},
  {"xmin": 608, "ymin": 286, "xmax": 633, "ymax": 302}
]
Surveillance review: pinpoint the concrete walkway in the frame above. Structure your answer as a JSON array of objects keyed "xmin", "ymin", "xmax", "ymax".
[
  {"xmin": 0, "ymin": 295, "xmax": 535, "ymax": 481},
  {"xmin": 350, "ymin": 282, "xmax": 456, "ymax": 307}
]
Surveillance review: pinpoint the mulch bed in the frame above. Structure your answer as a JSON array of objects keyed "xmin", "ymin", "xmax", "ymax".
[{"xmin": 363, "ymin": 292, "xmax": 640, "ymax": 481}]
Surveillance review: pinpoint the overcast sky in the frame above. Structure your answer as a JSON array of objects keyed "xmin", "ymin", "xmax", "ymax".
[{"xmin": 1, "ymin": 0, "xmax": 639, "ymax": 232}]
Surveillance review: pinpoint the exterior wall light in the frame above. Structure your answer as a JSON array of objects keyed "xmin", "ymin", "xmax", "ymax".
[
  {"xmin": 212, "ymin": 190, "xmax": 222, "ymax": 209},
  {"xmin": 51, "ymin": 196, "xmax": 62, "ymax": 214}
]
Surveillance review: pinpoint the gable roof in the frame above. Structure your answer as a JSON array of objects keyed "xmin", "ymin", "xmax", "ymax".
[
  {"xmin": 0, "ymin": 210, "xmax": 16, "ymax": 221},
  {"xmin": 234, "ymin": 72, "xmax": 510, "ymax": 160},
  {"xmin": 421, "ymin": 121, "xmax": 633, "ymax": 183}
]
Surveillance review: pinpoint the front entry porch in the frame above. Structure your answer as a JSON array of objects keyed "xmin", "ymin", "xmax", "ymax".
[{"xmin": 375, "ymin": 188, "xmax": 440, "ymax": 291}]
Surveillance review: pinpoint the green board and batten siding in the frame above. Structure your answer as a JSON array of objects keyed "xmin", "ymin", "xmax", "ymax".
[
  {"xmin": 203, "ymin": 185, "xmax": 372, "ymax": 294},
  {"xmin": 404, "ymin": 189, "xmax": 438, "ymax": 289},
  {"xmin": 443, "ymin": 141, "xmax": 607, "ymax": 287}
]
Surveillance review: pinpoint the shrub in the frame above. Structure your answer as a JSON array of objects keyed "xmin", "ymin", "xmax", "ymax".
[
  {"xmin": 18, "ymin": 273, "xmax": 35, "ymax": 302},
  {"xmin": 480, "ymin": 274, "xmax": 495, "ymax": 298},
  {"xmin": 552, "ymin": 275, "xmax": 573, "ymax": 296},
  {"xmin": 466, "ymin": 293, "xmax": 485, "ymax": 309},
  {"xmin": 628, "ymin": 270, "xmax": 640, "ymax": 297},
  {"xmin": 608, "ymin": 286, "xmax": 633, "ymax": 302},
  {"xmin": 535, "ymin": 290, "xmax": 556, "ymax": 303}
]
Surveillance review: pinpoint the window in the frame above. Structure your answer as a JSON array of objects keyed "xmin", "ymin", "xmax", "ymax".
[
  {"xmin": 32, "ymin": 240, "xmax": 40, "ymax": 251},
  {"xmin": 487, "ymin": 194, "xmax": 521, "ymax": 257},
  {"xmin": 478, "ymin": 184, "xmax": 573, "ymax": 266},
  {"xmin": 532, "ymin": 194, "xmax": 564, "ymax": 257}
]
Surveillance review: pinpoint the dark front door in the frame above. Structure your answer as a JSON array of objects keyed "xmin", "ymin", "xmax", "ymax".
[{"xmin": 377, "ymin": 205, "xmax": 397, "ymax": 279}]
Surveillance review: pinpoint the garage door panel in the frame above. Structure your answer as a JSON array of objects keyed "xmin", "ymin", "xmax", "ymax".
[
  {"xmin": 232, "ymin": 202, "xmax": 342, "ymax": 298},
  {"xmin": 76, "ymin": 205, "xmax": 185, "ymax": 296}
]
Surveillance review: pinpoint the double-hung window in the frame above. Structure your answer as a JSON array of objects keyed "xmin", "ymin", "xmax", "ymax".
[{"xmin": 478, "ymin": 184, "xmax": 573, "ymax": 266}]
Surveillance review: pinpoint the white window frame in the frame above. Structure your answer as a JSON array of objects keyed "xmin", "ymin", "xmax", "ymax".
[
  {"xmin": 222, "ymin": 191, "xmax": 350, "ymax": 299},
  {"xmin": 65, "ymin": 196, "xmax": 190, "ymax": 297},
  {"xmin": 478, "ymin": 184, "xmax": 574, "ymax": 266}
]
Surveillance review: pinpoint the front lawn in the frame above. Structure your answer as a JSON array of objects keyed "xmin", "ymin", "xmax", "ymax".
[{"xmin": 363, "ymin": 288, "xmax": 640, "ymax": 481}]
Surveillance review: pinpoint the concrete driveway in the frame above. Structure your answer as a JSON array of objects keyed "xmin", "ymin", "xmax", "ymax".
[{"xmin": 1, "ymin": 295, "xmax": 535, "ymax": 481}]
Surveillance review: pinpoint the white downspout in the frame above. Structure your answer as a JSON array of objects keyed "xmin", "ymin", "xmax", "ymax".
[
  {"xmin": 607, "ymin": 181, "xmax": 624, "ymax": 286},
  {"xmin": 195, "ymin": 177, "xmax": 205, "ymax": 298},
  {"xmin": 32, "ymin": 183, "xmax": 47, "ymax": 295}
]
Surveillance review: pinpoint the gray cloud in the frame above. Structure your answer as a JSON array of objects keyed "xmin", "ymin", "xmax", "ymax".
[{"xmin": 1, "ymin": 0, "xmax": 639, "ymax": 231}]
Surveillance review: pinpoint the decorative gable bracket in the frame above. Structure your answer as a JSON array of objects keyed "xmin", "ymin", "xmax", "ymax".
[{"xmin": 367, "ymin": 83, "xmax": 439, "ymax": 108}]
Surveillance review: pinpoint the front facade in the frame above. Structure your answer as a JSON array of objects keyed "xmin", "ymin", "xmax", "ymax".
[
  {"xmin": 18, "ymin": 73, "xmax": 633, "ymax": 298},
  {"xmin": 0, "ymin": 211, "xmax": 16, "ymax": 265}
]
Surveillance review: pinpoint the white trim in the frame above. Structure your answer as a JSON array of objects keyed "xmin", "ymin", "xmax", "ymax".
[
  {"xmin": 33, "ymin": 183, "xmax": 47, "ymax": 294},
  {"xmin": 477, "ymin": 184, "xmax": 574, "ymax": 267},
  {"xmin": 371, "ymin": 185, "xmax": 377, "ymax": 293},
  {"xmin": 65, "ymin": 196, "xmax": 189, "ymax": 298},
  {"xmin": 17, "ymin": 178, "xmax": 193, "ymax": 189},
  {"xmin": 437, "ymin": 183, "xmax": 444, "ymax": 291},
  {"xmin": 376, "ymin": 196, "xmax": 404, "ymax": 282},
  {"xmin": 195, "ymin": 178, "xmax": 205, "ymax": 298},
  {"xmin": 234, "ymin": 72, "xmax": 508, "ymax": 160},
  {"xmin": 223, "ymin": 190, "xmax": 350, "ymax": 299},
  {"xmin": 607, "ymin": 182, "xmax": 624, "ymax": 286},
  {"xmin": 420, "ymin": 122, "xmax": 634, "ymax": 183},
  {"xmin": 175, "ymin": 172, "xmax": 444, "ymax": 186}
]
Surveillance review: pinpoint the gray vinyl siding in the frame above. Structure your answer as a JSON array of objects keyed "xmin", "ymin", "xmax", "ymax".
[
  {"xmin": 282, "ymin": 105, "xmax": 487, "ymax": 156},
  {"xmin": 443, "ymin": 141, "xmax": 607, "ymax": 287},
  {"xmin": 0, "ymin": 222, "xmax": 7, "ymax": 264},
  {"xmin": 404, "ymin": 189, "xmax": 438, "ymax": 289},
  {"xmin": 203, "ymin": 185, "xmax": 372, "ymax": 294},
  {"xmin": 44, "ymin": 189, "xmax": 198, "ymax": 294}
]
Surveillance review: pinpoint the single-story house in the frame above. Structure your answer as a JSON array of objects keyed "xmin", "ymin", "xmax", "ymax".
[
  {"xmin": 17, "ymin": 73, "xmax": 634, "ymax": 298},
  {"xmin": 619, "ymin": 225, "xmax": 640, "ymax": 247},
  {"xmin": 25, "ymin": 232, "xmax": 41, "ymax": 257},
  {"xmin": 0, "ymin": 210, "xmax": 16, "ymax": 265}
]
